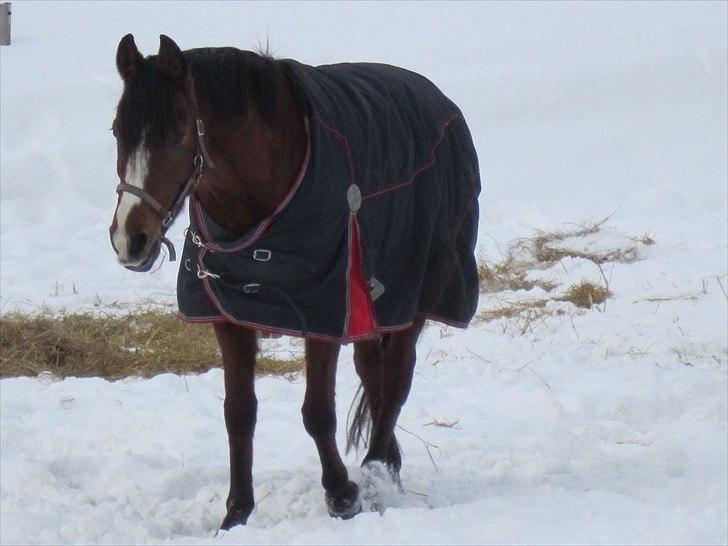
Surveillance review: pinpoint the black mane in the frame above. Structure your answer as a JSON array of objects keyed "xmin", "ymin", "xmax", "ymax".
[
  {"xmin": 116, "ymin": 47, "xmax": 306, "ymax": 150},
  {"xmin": 187, "ymin": 47, "xmax": 296, "ymax": 124}
]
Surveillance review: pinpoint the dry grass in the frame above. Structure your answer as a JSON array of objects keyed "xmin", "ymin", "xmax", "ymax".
[
  {"xmin": 476, "ymin": 218, "xmax": 650, "ymax": 324},
  {"xmin": 475, "ymin": 300, "xmax": 560, "ymax": 335},
  {"xmin": 475, "ymin": 279, "xmax": 609, "ymax": 327},
  {"xmin": 477, "ymin": 299, "xmax": 549, "ymax": 322},
  {"xmin": 477, "ymin": 218, "xmax": 624, "ymax": 295},
  {"xmin": 561, "ymin": 280, "xmax": 610, "ymax": 309},
  {"xmin": 514, "ymin": 217, "xmax": 641, "ymax": 266},
  {"xmin": 0, "ymin": 311, "xmax": 303, "ymax": 380},
  {"xmin": 478, "ymin": 257, "xmax": 558, "ymax": 294}
]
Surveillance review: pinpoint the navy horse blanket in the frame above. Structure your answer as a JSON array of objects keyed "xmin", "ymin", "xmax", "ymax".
[{"xmin": 178, "ymin": 61, "xmax": 481, "ymax": 342}]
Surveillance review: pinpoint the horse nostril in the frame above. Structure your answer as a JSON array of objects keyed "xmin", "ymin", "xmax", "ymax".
[{"xmin": 128, "ymin": 232, "xmax": 149, "ymax": 258}]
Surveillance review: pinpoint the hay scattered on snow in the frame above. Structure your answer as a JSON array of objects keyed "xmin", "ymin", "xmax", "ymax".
[
  {"xmin": 0, "ymin": 311, "xmax": 303, "ymax": 380},
  {"xmin": 562, "ymin": 280, "xmax": 610, "ymax": 309},
  {"xmin": 473, "ymin": 218, "xmax": 650, "ymax": 329},
  {"xmin": 478, "ymin": 256, "xmax": 558, "ymax": 294}
]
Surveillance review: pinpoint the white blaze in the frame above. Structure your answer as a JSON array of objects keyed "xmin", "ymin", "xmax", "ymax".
[{"xmin": 113, "ymin": 136, "xmax": 149, "ymax": 264}]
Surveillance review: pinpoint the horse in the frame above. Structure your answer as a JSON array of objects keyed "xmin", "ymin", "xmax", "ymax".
[{"xmin": 109, "ymin": 34, "xmax": 480, "ymax": 529}]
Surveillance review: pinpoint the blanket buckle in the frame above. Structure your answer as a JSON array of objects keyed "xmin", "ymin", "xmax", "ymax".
[{"xmin": 253, "ymin": 249, "xmax": 272, "ymax": 262}]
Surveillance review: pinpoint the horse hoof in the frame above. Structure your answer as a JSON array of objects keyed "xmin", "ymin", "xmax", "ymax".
[
  {"xmin": 220, "ymin": 510, "xmax": 248, "ymax": 530},
  {"xmin": 325, "ymin": 481, "xmax": 361, "ymax": 520},
  {"xmin": 362, "ymin": 459, "xmax": 402, "ymax": 488},
  {"xmin": 220, "ymin": 505, "xmax": 254, "ymax": 531},
  {"xmin": 360, "ymin": 460, "xmax": 406, "ymax": 514}
]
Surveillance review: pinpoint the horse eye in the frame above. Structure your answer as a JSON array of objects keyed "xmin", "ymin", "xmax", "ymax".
[{"xmin": 170, "ymin": 130, "xmax": 185, "ymax": 146}]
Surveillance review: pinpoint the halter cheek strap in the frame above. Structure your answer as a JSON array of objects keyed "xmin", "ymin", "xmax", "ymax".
[{"xmin": 114, "ymin": 118, "xmax": 215, "ymax": 263}]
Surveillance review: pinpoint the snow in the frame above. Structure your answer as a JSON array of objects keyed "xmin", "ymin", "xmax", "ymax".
[{"xmin": 1, "ymin": 1, "xmax": 727, "ymax": 544}]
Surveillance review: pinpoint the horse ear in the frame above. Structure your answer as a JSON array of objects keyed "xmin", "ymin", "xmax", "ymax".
[
  {"xmin": 158, "ymin": 34, "xmax": 187, "ymax": 83},
  {"xmin": 116, "ymin": 34, "xmax": 143, "ymax": 81}
]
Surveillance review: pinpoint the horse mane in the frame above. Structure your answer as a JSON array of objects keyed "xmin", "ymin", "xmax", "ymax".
[
  {"xmin": 116, "ymin": 47, "xmax": 307, "ymax": 150},
  {"xmin": 185, "ymin": 47, "xmax": 308, "ymax": 125}
]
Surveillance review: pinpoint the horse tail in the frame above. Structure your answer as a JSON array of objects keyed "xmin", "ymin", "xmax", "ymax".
[{"xmin": 345, "ymin": 383, "xmax": 371, "ymax": 454}]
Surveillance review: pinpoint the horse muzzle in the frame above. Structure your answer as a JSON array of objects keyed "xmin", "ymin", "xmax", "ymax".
[
  {"xmin": 122, "ymin": 239, "xmax": 161, "ymax": 272},
  {"xmin": 109, "ymin": 227, "xmax": 162, "ymax": 272}
]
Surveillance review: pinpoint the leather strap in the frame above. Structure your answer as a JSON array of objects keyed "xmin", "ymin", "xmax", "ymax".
[
  {"xmin": 116, "ymin": 182, "xmax": 171, "ymax": 222},
  {"xmin": 114, "ymin": 119, "xmax": 214, "ymax": 263}
]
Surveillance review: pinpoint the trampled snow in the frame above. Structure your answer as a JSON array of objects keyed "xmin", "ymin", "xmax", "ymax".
[{"xmin": 1, "ymin": 2, "xmax": 726, "ymax": 544}]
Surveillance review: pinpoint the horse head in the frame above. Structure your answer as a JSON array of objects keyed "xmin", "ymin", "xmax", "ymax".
[{"xmin": 109, "ymin": 34, "xmax": 200, "ymax": 271}]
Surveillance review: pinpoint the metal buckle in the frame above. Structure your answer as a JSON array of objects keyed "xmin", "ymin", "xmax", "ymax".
[
  {"xmin": 196, "ymin": 265, "xmax": 220, "ymax": 280},
  {"xmin": 253, "ymin": 249, "xmax": 272, "ymax": 262},
  {"xmin": 243, "ymin": 283, "xmax": 260, "ymax": 293},
  {"xmin": 190, "ymin": 230, "xmax": 205, "ymax": 248},
  {"xmin": 162, "ymin": 212, "xmax": 174, "ymax": 228}
]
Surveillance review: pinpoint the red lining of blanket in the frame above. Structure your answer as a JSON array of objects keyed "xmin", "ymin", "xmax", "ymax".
[{"xmin": 345, "ymin": 215, "xmax": 375, "ymax": 338}]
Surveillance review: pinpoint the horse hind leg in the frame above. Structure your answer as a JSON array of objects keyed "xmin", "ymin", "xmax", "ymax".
[
  {"xmin": 350, "ymin": 336, "xmax": 402, "ymax": 479},
  {"xmin": 302, "ymin": 339, "xmax": 361, "ymax": 519},
  {"xmin": 361, "ymin": 318, "xmax": 425, "ymax": 471}
]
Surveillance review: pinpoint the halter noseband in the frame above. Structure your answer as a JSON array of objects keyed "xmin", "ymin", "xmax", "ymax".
[{"xmin": 115, "ymin": 119, "xmax": 215, "ymax": 263}]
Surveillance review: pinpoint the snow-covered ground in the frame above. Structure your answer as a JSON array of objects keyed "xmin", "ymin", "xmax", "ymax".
[{"xmin": 1, "ymin": 2, "xmax": 726, "ymax": 544}]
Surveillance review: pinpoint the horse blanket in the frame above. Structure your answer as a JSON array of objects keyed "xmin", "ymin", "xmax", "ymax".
[{"xmin": 178, "ymin": 61, "xmax": 481, "ymax": 342}]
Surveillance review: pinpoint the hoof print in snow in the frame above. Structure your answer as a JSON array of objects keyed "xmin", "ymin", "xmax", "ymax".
[{"xmin": 360, "ymin": 461, "xmax": 408, "ymax": 515}]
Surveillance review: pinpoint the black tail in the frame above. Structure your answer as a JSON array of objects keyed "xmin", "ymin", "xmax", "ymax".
[{"xmin": 345, "ymin": 383, "xmax": 371, "ymax": 454}]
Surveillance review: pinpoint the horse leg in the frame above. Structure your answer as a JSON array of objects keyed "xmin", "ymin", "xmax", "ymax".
[
  {"xmin": 302, "ymin": 339, "xmax": 361, "ymax": 519},
  {"xmin": 214, "ymin": 322, "xmax": 258, "ymax": 530},
  {"xmin": 362, "ymin": 318, "xmax": 426, "ymax": 468},
  {"xmin": 352, "ymin": 337, "xmax": 402, "ymax": 477}
]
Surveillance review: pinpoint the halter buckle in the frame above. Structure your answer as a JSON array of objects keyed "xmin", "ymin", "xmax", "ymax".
[{"xmin": 162, "ymin": 212, "xmax": 174, "ymax": 228}]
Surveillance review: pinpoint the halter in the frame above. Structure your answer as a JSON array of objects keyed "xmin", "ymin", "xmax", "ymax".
[{"xmin": 115, "ymin": 119, "xmax": 215, "ymax": 262}]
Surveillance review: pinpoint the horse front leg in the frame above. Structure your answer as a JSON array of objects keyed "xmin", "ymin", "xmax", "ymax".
[
  {"xmin": 214, "ymin": 322, "xmax": 258, "ymax": 530},
  {"xmin": 302, "ymin": 340, "xmax": 361, "ymax": 519}
]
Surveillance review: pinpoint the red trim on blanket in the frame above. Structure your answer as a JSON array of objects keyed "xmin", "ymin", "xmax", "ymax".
[
  {"xmin": 312, "ymin": 116, "xmax": 356, "ymax": 184},
  {"xmin": 345, "ymin": 214, "xmax": 376, "ymax": 338},
  {"xmin": 417, "ymin": 313, "xmax": 470, "ymax": 329},
  {"xmin": 177, "ymin": 311, "xmax": 229, "ymax": 324},
  {"xmin": 191, "ymin": 117, "xmax": 311, "ymax": 253},
  {"xmin": 362, "ymin": 115, "xmax": 463, "ymax": 201}
]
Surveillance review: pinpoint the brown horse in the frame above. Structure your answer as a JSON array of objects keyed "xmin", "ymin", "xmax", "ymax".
[{"xmin": 109, "ymin": 34, "xmax": 479, "ymax": 529}]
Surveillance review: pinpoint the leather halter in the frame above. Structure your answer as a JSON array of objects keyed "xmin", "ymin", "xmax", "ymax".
[{"xmin": 114, "ymin": 119, "xmax": 215, "ymax": 262}]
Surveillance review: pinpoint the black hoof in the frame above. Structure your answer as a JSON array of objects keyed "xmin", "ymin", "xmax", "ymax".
[
  {"xmin": 220, "ymin": 499, "xmax": 254, "ymax": 530},
  {"xmin": 325, "ymin": 481, "xmax": 361, "ymax": 520},
  {"xmin": 220, "ymin": 510, "xmax": 248, "ymax": 530}
]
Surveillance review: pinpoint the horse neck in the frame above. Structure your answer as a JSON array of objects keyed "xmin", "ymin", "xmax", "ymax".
[{"xmin": 195, "ymin": 86, "xmax": 307, "ymax": 235}]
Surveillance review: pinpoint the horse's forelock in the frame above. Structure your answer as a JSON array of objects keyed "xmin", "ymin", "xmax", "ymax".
[{"xmin": 117, "ymin": 57, "xmax": 180, "ymax": 151}]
